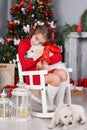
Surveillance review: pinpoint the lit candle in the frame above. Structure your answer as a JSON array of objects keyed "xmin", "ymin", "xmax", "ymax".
[{"xmin": 18, "ymin": 106, "xmax": 26, "ymax": 118}]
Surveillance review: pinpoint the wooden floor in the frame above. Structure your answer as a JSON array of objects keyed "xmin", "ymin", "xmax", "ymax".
[{"xmin": 0, "ymin": 89, "xmax": 87, "ymax": 130}]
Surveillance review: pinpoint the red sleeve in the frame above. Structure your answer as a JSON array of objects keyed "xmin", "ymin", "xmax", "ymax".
[
  {"xmin": 49, "ymin": 52, "xmax": 63, "ymax": 65},
  {"xmin": 18, "ymin": 38, "xmax": 37, "ymax": 70}
]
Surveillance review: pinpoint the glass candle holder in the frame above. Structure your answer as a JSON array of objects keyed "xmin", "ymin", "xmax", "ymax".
[
  {"xmin": 11, "ymin": 83, "xmax": 32, "ymax": 121},
  {"xmin": 0, "ymin": 90, "xmax": 11, "ymax": 119}
]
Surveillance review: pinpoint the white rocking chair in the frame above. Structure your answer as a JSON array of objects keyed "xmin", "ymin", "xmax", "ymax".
[{"xmin": 16, "ymin": 54, "xmax": 72, "ymax": 118}]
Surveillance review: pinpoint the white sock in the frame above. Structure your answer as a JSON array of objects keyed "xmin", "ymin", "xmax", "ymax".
[
  {"xmin": 47, "ymin": 84, "xmax": 59, "ymax": 110},
  {"xmin": 55, "ymin": 81, "xmax": 68, "ymax": 106}
]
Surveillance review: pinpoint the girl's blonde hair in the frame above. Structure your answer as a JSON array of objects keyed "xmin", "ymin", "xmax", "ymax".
[{"xmin": 27, "ymin": 25, "xmax": 52, "ymax": 43}]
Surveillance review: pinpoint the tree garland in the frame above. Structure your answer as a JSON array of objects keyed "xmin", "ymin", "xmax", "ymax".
[{"xmin": 58, "ymin": 9, "xmax": 87, "ymax": 44}]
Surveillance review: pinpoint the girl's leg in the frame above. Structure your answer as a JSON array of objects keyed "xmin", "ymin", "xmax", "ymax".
[
  {"xmin": 45, "ymin": 69, "xmax": 68, "ymax": 86},
  {"xmin": 44, "ymin": 69, "xmax": 68, "ymax": 111},
  {"xmin": 53, "ymin": 69, "xmax": 68, "ymax": 82},
  {"xmin": 53, "ymin": 69, "xmax": 68, "ymax": 106},
  {"xmin": 47, "ymin": 84, "xmax": 59, "ymax": 111},
  {"xmin": 45, "ymin": 73, "xmax": 62, "ymax": 86},
  {"xmin": 45, "ymin": 73, "xmax": 62, "ymax": 111}
]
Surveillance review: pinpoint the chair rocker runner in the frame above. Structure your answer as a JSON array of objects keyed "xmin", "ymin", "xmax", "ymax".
[{"xmin": 16, "ymin": 54, "xmax": 72, "ymax": 118}]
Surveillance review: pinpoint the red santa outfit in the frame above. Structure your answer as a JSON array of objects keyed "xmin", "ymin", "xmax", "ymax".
[{"xmin": 18, "ymin": 38, "xmax": 63, "ymax": 85}]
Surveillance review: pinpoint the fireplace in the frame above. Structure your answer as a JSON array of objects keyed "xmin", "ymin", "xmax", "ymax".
[{"xmin": 64, "ymin": 32, "xmax": 87, "ymax": 83}]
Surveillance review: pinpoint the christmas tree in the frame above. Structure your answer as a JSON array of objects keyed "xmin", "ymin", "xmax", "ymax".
[{"xmin": 0, "ymin": 0, "xmax": 62, "ymax": 79}]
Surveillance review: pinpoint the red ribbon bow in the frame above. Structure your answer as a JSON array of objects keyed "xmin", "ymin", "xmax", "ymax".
[
  {"xmin": 39, "ymin": 44, "xmax": 61, "ymax": 63},
  {"xmin": 13, "ymin": 0, "xmax": 32, "ymax": 11}
]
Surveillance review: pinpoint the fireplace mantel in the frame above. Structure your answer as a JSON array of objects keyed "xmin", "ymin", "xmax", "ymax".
[
  {"xmin": 64, "ymin": 32, "xmax": 87, "ymax": 81},
  {"xmin": 67, "ymin": 32, "xmax": 87, "ymax": 38}
]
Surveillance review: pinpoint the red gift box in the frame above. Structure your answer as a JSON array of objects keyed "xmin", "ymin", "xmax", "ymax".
[
  {"xmin": 70, "ymin": 79, "xmax": 74, "ymax": 85},
  {"xmin": 76, "ymin": 79, "xmax": 83, "ymax": 86},
  {"xmin": 83, "ymin": 78, "xmax": 87, "ymax": 88}
]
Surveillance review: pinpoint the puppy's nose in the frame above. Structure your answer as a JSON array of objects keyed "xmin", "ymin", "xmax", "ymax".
[
  {"xmin": 69, "ymin": 122, "xmax": 72, "ymax": 125},
  {"xmin": 25, "ymin": 52, "xmax": 27, "ymax": 55}
]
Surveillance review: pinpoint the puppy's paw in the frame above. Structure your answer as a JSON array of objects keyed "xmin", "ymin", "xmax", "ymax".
[
  {"xmin": 80, "ymin": 119, "xmax": 87, "ymax": 124},
  {"xmin": 48, "ymin": 123, "xmax": 56, "ymax": 129}
]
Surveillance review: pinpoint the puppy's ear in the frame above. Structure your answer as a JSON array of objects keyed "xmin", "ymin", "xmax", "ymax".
[
  {"xmin": 48, "ymin": 109, "xmax": 60, "ymax": 129},
  {"xmin": 54, "ymin": 105, "xmax": 66, "ymax": 125},
  {"xmin": 32, "ymin": 46, "xmax": 44, "ymax": 60},
  {"xmin": 55, "ymin": 109, "xmax": 60, "ymax": 125}
]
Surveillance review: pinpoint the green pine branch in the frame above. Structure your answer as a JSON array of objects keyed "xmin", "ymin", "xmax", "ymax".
[{"xmin": 80, "ymin": 9, "xmax": 87, "ymax": 26}]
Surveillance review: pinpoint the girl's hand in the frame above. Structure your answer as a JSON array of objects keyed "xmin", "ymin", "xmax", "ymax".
[{"xmin": 36, "ymin": 61, "xmax": 48, "ymax": 70}]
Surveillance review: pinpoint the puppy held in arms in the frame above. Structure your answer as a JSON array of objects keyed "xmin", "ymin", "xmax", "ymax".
[
  {"xmin": 25, "ymin": 45, "xmax": 66, "ymax": 70},
  {"xmin": 48, "ymin": 104, "xmax": 87, "ymax": 130},
  {"xmin": 25, "ymin": 45, "xmax": 44, "ymax": 61}
]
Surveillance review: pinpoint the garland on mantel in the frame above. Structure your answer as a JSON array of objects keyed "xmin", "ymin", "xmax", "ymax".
[{"xmin": 57, "ymin": 9, "xmax": 87, "ymax": 44}]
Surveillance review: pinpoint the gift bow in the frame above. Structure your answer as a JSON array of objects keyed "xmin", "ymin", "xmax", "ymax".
[
  {"xmin": 13, "ymin": 0, "xmax": 32, "ymax": 11},
  {"xmin": 39, "ymin": 44, "xmax": 61, "ymax": 63}
]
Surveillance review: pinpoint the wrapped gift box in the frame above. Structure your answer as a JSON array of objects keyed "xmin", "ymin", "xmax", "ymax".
[
  {"xmin": 83, "ymin": 78, "xmax": 87, "ymax": 88},
  {"xmin": 0, "ymin": 64, "xmax": 15, "ymax": 90}
]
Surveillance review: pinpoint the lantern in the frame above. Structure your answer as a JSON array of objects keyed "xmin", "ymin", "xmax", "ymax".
[
  {"xmin": 11, "ymin": 83, "xmax": 31, "ymax": 121},
  {"xmin": 0, "ymin": 90, "xmax": 11, "ymax": 119}
]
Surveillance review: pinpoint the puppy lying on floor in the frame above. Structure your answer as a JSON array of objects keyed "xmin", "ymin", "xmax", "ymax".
[{"xmin": 48, "ymin": 104, "xmax": 87, "ymax": 130}]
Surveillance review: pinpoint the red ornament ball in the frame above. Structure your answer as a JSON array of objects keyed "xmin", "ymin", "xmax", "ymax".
[
  {"xmin": 30, "ymin": 26, "xmax": 33, "ymax": 30},
  {"xmin": 39, "ymin": 9, "xmax": 43, "ymax": 13},
  {"xmin": 48, "ymin": 0, "xmax": 51, "ymax": 2},
  {"xmin": 46, "ymin": 8, "xmax": 50, "ymax": 12},
  {"xmin": 9, "ymin": 30, "xmax": 13, "ymax": 34},
  {"xmin": 45, "ymin": 13, "xmax": 48, "ymax": 17},
  {"xmin": 18, "ymin": 11, "xmax": 21, "ymax": 14},
  {"xmin": 76, "ymin": 24, "xmax": 82, "ymax": 32},
  {"xmin": 10, "ymin": 10, "xmax": 14, "ymax": 15},
  {"xmin": 25, "ymin": 8, "xmax": 30, "ymax": 13},
  {"xmin": 39, "ymin": 1, "xmax": 43, "ymax": 5},
  {"xmin": 50, "ymin": 13, "xmax": 53, "ymax": 16}
]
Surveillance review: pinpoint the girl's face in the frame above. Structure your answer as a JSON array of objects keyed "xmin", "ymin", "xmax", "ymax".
[{"xmin": 30, "ymin": 33, "xmax": 47, "ymax": 46}]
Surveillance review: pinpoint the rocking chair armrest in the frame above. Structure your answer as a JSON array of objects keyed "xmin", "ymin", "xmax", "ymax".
[
  {"xmin": 21, "ymin": 70, "xmax": 48, "ymax": 76},
  {"xmin": 67, "ymin": 68, "xmax": 73, "ymax": 73}
]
